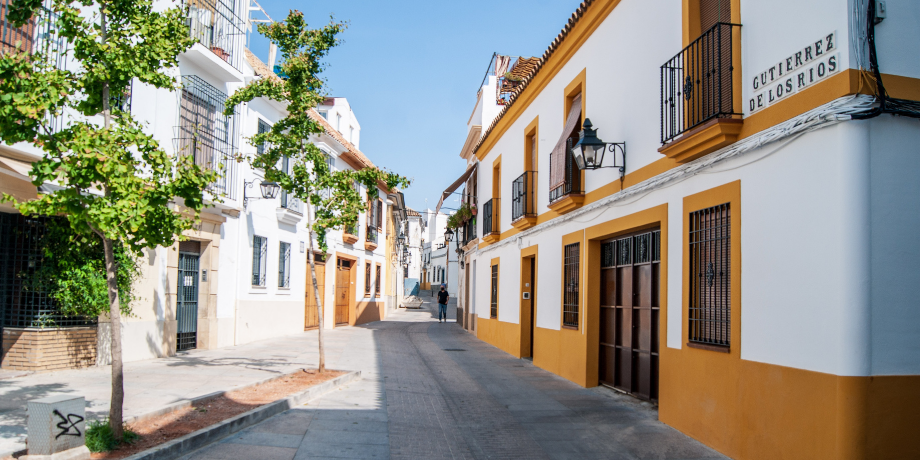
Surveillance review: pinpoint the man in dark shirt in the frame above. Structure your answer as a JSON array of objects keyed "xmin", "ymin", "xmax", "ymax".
[{"xmin": 437, "ymin": 284, "xmax": 449, "ymax": 323}]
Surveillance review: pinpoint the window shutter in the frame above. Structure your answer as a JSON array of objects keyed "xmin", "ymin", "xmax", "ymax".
[
  {"xmin": 376, "ymin": 200, "xmax": 383, "ymax": 228},
  {"xmin": 550, "ymin": 95, "xmax": 582, "ymax": 190}
]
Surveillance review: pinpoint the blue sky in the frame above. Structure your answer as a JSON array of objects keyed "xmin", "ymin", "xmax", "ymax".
[{"xmin": 248, "ymin": 0, "xmax": 583, "ymax": 212}]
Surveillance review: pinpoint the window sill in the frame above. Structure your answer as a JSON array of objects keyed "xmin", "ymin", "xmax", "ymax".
[
  {"xmin": 547, "ymin": 193, "xmax": 585, "ymax": 214},
  {"xmin": 343, "ymin": 233, "xmax": 359, "ymax": 245},
  {"xmin": 686, "ymin": 342, "xmax": 730, "ymax": 353},
  {"xmin": 562, "ymin": 325, "xmax": 579, "ymax": 331},
  {"xmin": 658, "ymin": 118, "xmax": 743, "ymax": 163}
]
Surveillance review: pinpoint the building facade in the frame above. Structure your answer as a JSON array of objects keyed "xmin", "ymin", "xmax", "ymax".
[
  {"xmin": 0, "ymin": 1, "xmax": 402, "ymax": 369},
  {"xmin": 453, "ymin": 0, "xmax": 920, "ymax": 458}
]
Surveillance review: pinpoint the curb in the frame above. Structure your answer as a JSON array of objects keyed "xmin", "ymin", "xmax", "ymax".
[{"xmin": 122, "ymin": 370, "xmax": 361, "ymax": 460}]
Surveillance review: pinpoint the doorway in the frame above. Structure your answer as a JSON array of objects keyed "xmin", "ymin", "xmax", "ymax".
[
  {"xmin": 176, "ymin": 241, "xmax": 200, "ymax": 352},
  {"xmin": 598, "ymin": 230, "xmax": 660, "ymax": 401},
  {"xmin": 335, "ymin": 258, "xmax": 352, "ymax": 325},
  {"xmin": 305, "ymin": 257, "xmax": 325, "ymax": 330},
  {"xmin": 521, "ymin": 253, "xmax": 537, "ymax": 358}
]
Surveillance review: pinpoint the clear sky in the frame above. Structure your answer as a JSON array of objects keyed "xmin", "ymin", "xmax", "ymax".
[{"xmin": 248, "ymin": 0, "xmax": 583, "ymax": 213}]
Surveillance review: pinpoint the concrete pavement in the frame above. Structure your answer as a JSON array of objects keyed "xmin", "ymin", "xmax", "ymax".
[{"xmin": 182, "ymin": 301, "xmax": 727, "ymax": 460}]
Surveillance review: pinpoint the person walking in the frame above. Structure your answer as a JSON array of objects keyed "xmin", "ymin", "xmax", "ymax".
[{"xmin": 437, "ymin": 284, "xmax": 449, "ymax": 323}]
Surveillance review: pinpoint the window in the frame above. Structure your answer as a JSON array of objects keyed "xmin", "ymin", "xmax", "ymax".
[
  {"xmin": 490, "ymin": 264, "xmax": 498, "ymax": 318},
  {"xmin": 278, "ymin": 242, "xmax": 291, "ymax": 288},
  {"xmin": 375, "ymin": 265, "xmax": 381, "ymax": 295},
  {"xmin": 404, "ymin": 267, "xmax": 408, "ymax": 277},
  {"xmin": 177, "ymin": 75, "xmax": 237, "ymax": 198},
  {"xmin": 365, "ymin": 262, "xmax": 371, "ymax": 295},
  {"xmin": 689, "ymin": 203, "xmax": 731, "ymax": 347},
  {"xmin": 563, "ymin": 242, "xmax": 580, "ymax": 328},
  {"xmin": 319, "ymin": 111, "xmax": 327, "ymax": 119},
  {"xmin": 256, "ymin": 118, "xmax": 270, "ymax": 155},
  {"xmin": 252, "ymin": 235, "xmax": 267, "ymax": 286}
]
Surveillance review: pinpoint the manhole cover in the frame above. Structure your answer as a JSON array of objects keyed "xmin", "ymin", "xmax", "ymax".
[{"xmin": 443, "ymin": 348, "xmax": 467, "ymax": 352}]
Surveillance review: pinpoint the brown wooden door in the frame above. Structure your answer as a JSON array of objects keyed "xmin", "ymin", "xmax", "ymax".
[
  {"xmin": 335, "ymin": 259, "xmax": 351, "ymax": 325},
  {"xmin": 305, "ymin": 262, "xmax": 324, "ymax": 330},
  {"xmin": 599, "ymin": 230, "xmax": 660, "ymax": 401}
]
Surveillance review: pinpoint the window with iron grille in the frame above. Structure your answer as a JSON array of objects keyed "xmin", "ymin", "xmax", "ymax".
[
  {"xmin": 490, "ymin": 264, "xmax": 498, "ymax": 318},
  {"xmin": 257, "ymin": 118, "xmax": 270, "ymax": 155},
  {"xmin": 176, "ymin": 75, "xmax": 238, "ymax": 199},
  {"xmin": 252, "ymin": 235, "xmax": 267, "ymax": 286},
  {"xmin": 365, "ymin": 262, "xmax": 371, "ymax": 295},
  {"xmin": 563, "ymin": 243, "xmax": 580, "ymax": 327},
  {"xmin": 375, "ymin": 265, "xmax": 381, "ymax": 295},
  {"xmin": 185, "ymin": 0, "xmax": 244, "ymax": 70},
  {"xmin": 278, "ymin": 242, "xmax": 291, "ymax": 288},
  {"xmin": 689, "ymin": 203, "xmax": 731, "ymax": 347}
]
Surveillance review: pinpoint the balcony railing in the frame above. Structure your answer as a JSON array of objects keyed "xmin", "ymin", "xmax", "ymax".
[
  {"xmin": 512, "ymin": 171, "xmax": 537, "ymax": 221},
  {"xmin": 174, "ymin": 75, "xmax": 239, "ymax": 199},
  {"xmin": 482, "ymin": 198, "xmax": 499, "ymax": 236},
  {"xmin": 461, "ymin": 215, "xmax": 476, "ymax": 245},
  {"xmin": 280, "ymin": 191, "xmax": 303, "ymax": 214},
  {"xmin": 185, "ymin": 0, "xmax": 244, "ymax": 70},
  {"xmin": 366, "ymin": 226, "xmax": 378, "ymax": 244},
  {"xmin": 661, "ymin": 22, "xmax": 741, "ymax": 144},
  {"xmin": 549, "ymin": 139, "xmax": 582, "ymax": 203}
]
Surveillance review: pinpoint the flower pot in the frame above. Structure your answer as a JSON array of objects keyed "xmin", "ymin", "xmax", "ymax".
[{"xmin": 471, "ymin": 209, "xmax": 477, "ymax": 216}]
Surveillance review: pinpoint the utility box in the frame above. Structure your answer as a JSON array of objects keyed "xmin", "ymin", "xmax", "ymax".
[{"xmin": 24, "ymin": 395, "xmax": 90, "ymax": 459}]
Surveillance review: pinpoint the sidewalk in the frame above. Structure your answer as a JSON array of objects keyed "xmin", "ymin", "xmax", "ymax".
[{"xmin": 0, "ymin": 317, "xmax": 385, "ymax": 457}]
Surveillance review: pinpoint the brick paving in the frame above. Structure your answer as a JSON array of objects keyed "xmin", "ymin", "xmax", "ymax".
[{"xmin": 183, "ymin": 301, "xmax": 727, "ymax": 460}]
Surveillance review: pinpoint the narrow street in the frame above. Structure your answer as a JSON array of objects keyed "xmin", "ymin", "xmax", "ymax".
[{"xmin": 181, "ymin": 301, "xmax": 725, "ymax": 460}]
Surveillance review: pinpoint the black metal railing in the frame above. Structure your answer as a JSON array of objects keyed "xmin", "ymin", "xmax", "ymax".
[
  {"xmin": 661, "ymin": 22, "xmax": 741, "ymax": 144},
  {"xmin": 461, "ymin": 215, "xmax": 476, "ymax": 245},
  {"xmin": 549, "ymin": 139, "xmax": 582, "ymax": 203},
  {"xmin": 512, "ymin": 171, "xmax": 536, "ymax": 221},
  {"xmin": 366, "ymin": 226, "xmax": 378, "ymax": 244},
  {"xmin": 482, "ymin": 198, "xmax": 499, "ymax": 236},
  {"xmin": 345, "ymin": 224, "xmax": 356, "ymax": 237},
  {"xmin": 185, "ymin": 0, "xmax": 244, "ymax": 70},
  {"xmin": 174, "ymin": 75, "xmax": 238, "ymax": 199}
]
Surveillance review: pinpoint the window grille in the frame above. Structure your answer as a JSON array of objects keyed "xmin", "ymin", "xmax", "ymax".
[
  {"xmin": 0, "ymin": 214, "xmax": 96, "ymax": 329},
  {"xmin": 689, "ymin": 203, "xmax": 730, "ymax": 347},
  {"xmin": 563, "ymin": 243, "xmax": 580, "ymax": 327},
  {"xmin": 601, "ymin": 231, "xmax": 661, "ymax": 269},
  {"xmin": 278, "ymin": 242, "xmax": 291, "ymax": 288},
  {"xmin": 375, "ymin": 265, "xmax": 381, "ymax": 295},
  {"xmin": 252, "ymin": 235, "xmax": 267, "ymax": 286},
  {"xmin": 184, "ymin": 0, "xmax": 244, "ymax": 70},
  {"xmin": 490, "ymin": 264, "xmax": 498, "ymax": 318},
  {"xmin": 364, "ymin": 262, "xmax": 371, "ymax": 295},
  {"xmin": 175, "ymin": 74, "xmax": 238, "ymax": 199},
  {"xmin": 256, "ymin": 118, "xmax": 270, "ymax": 155}
]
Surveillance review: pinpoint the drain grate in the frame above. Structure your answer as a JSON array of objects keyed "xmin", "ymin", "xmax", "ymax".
[{"xmin": 442, "ymin": 348, "xmax": 467, "ymax": 352}]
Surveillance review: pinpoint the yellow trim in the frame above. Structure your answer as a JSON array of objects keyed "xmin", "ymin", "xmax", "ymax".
[
  {"xmin": 560, "ymin": 230, "xmax": 585, "ymax": 331},
  {"xmin": 564, "ymin": 68, "xmax": 587, "ymax": 123},
  {"xmin": 524, "ymin": 116, "xmax": 539, "ymax": 172},
  {"xmin": 490, "ymin": 257, "xmax": 500, "ymax": 319}
]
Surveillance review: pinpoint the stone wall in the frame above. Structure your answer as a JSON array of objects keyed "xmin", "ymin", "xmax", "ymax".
[{"xmin": 1, "ymin": 327, "xmax": 97, "ymax": 371}]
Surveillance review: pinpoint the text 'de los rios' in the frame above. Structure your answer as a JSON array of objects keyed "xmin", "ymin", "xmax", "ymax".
[{"xmin": 748, "ymin": 32, "xmax": 840, "ymax": 115}]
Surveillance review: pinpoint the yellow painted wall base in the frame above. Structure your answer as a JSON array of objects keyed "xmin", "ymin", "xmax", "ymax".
[
  {"xmin": 476, "ymin": 317, "xmax": 522, "ymax": 358},
  {"xmin": 351, "ymin": 300, "xmax": 384, "ymax": 326}
]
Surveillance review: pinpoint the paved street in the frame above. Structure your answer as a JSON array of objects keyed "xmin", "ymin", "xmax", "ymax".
[{"xmin": 182, "ymin": 301, "xmax": 726, "ymax": 460}]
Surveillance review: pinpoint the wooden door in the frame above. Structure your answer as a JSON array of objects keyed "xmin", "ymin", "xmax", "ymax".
[
  {"xmin": 335, "ymin": 259, "xmax": 351, "ymax": 325},
  {"xmin": 599, "ymin": 230, "xmax": 660, "ymax": 401},
  {"xmin": 304, "ymin": 262, "xmax": 324, "ymax": 330}
]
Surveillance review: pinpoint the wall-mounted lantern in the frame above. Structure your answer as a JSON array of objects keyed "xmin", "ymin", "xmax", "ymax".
[
  {"xmin": 242, "ymin": 179, "xmax": 281, "ymax": 208},
  {"xmin": 571, "ymin": 118, "xmax": 626, "ymax": 176}
]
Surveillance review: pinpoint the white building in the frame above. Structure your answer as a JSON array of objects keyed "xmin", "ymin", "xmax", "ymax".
[
  {"xmin": 446, "ymin": 0, "xmax": 920, "ymax": 458},
  {"xmin": 0, "ymin": 0, "xmax": 404, "ymax": 371}
]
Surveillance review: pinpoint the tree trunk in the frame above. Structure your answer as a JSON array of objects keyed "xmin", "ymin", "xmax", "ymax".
[
  {"xmin": 99, "ymin": 8, "xmax": 124, "ymax": 440},
  {"xmin": 305, "ymin": 200, "xmax": 325, "ymax": 373},
  {"xmin": 102, "ymin": 237, "xmax": 125, "ymax": 440}
]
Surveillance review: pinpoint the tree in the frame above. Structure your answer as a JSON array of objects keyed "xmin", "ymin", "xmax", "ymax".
[
  {"xmin": 226, "ymin": 11, "xmax": 409, "ymax": 372},
  {"xmin": 0, "ymin": 0, "xmax": 215, "ymax": 440}
]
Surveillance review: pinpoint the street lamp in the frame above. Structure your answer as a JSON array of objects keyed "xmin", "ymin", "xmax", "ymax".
[
  {"xmin": 242, "ymin": 179, "xmax": 281, "ymax": 208},
  {"xmin": 444, "ymin": 227, "xmax": 454, "ymax": 242},
  {"xmin": 571, "ymin": 118, "xmax": 626, "ymax": 176}
]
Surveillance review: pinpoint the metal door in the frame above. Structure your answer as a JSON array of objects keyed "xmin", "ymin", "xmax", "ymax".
[
  {"xmin": 177, "ymin": 251, "xmax": 200, "ymax": 351},
  {"xmin": 305, "ymin": 262, "xmax": 324, "ymax": 330},
  {"xmin": 599, "ymin": 230, "xmax": 660, "ymax": 401},
  {"xmin": 335, "ymin": 259, "xmax": 351, "ymax": 325}
]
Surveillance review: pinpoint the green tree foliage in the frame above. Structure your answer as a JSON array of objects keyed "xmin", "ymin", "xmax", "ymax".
[
  {"xmin": 0, "ymin": 0, "xmax": 216, "ymax": 439},
  {"xmin": 225, "ymin": 10, "xmax": 409, "ymax": 371}
]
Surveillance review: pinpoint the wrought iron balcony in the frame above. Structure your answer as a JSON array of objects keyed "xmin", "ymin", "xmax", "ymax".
[
  {"xmin": 482, "ymin": 198, "xmax": 499, "ymax": 237},
  {"xmin": 461, "ymin": 215, "xmax": 477, "ymax": 245},
  {"xmin": 661, "ymin": 23, "xmax": 741, "ymax": 144},
  {"xmin": 549, "ymin": 139, "xmax": 582, "ymax": 204},
  {"xmin": 174, "ymin": 75, "xmax": 238, "ymax": 199},
  {"xmin": 366, "ymin": 226, "xmax": 378, "ymax": 244},
  {"xmin": 512, "ymin": 171, "xmax": 537, "ymax": 222},
  {"xmin": 185, "ymin": 0, "xmax": 244, "ymax": 70}
]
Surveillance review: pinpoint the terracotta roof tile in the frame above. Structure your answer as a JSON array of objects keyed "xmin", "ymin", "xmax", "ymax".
[{"xmin": 474, "ymin": 1, "xmax": 596, "ymax": 156}]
